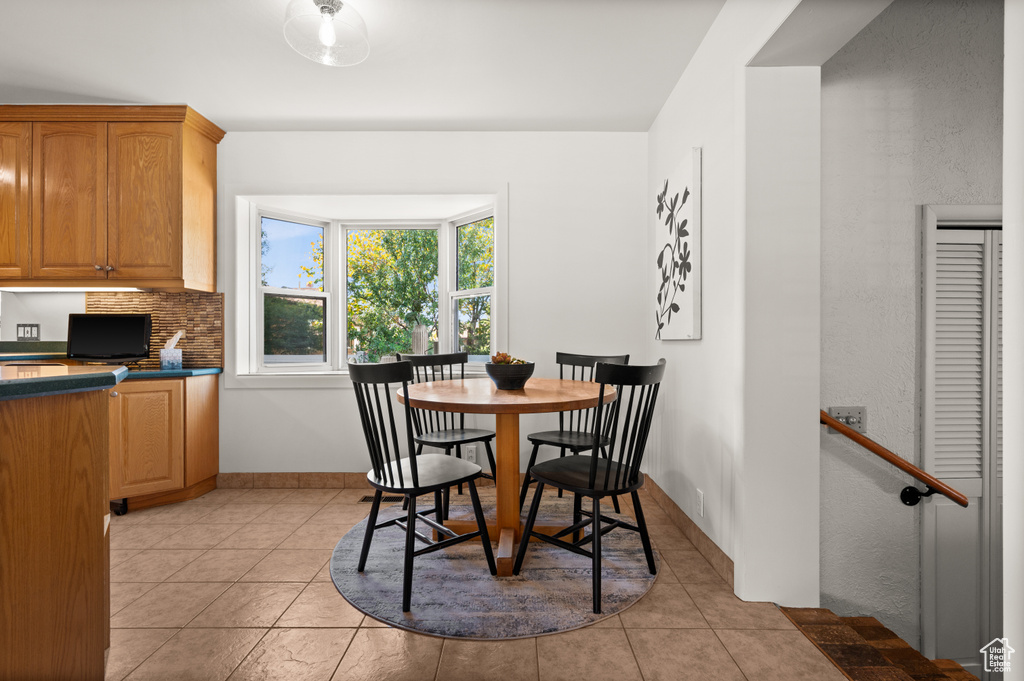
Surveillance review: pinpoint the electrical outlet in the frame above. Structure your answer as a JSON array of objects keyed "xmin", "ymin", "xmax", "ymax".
[
  {"xmin": 464, "ymin": 444, "xmax": 477, "ymax": 464},
  {"xmin": 827, "ymin": 406, "xmax": 867, "ymax": 434},
  {"xmin": 697, "ymin": 488, "xmax": 704, "ymax": 517},
  {"xmin": 16, "ymin": 324, "xmax": 39, "ymax": 341}
]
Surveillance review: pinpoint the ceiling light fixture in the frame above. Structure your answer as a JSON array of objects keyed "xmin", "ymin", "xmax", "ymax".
[{"xmin": 284, "ymin": 0, "xmax": 369, "ymax": 67}]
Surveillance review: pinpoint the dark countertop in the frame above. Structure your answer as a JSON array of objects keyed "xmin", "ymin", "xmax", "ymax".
[
  {"xmin": 0, "ymin": 353, "xmax": 221, "ymax": 379},
  {"xmin": 124, "ymin": 368, "xmax": 222, "ymax": 379},
  {"xmin": 0, "ymin": 365, "xmax": 128, "ymax": 401},
  {"xmin": 0, "ymin": 352, "xmax": 68, "ymax": 361}
]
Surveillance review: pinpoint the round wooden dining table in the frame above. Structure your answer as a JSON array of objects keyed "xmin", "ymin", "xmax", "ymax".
[{"xmin": 398, "ymin": 376, "xmax": 615, "ymax": 576}]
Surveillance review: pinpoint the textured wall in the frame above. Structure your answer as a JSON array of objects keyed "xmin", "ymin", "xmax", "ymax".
[
  {"xmin": 820, "ymin": 0, "xmax": 1002, "ymax": 646},
  {"xmin": 86, "ymin": 292, "xmax": 224, "ymax": 370}
]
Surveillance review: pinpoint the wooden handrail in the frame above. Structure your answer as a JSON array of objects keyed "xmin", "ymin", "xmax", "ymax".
[{"xmin": 819, "ymin": 410, "xmax": 969, "ymax": 508}]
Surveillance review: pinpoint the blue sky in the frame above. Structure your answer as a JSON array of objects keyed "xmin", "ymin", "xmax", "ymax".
[{"xmin": 262, "ymin": 217, "xmax": 322, "ymax": 289}]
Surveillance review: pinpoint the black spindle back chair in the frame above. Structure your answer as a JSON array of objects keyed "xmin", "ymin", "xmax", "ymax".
[
  {"xmin": 349, "ymin": 360, "xmax": 496, "ymax": 612},
  {"xmin": 397, "ymin": 352, "xmax": 497, "ymax": 517},
  {"xmin": 513, "ymin": 359, "xmax": 666, "ymax": 614},
  {"xmin": 520, "ymin": 352, "xmax": 629, "ymax": 509}
]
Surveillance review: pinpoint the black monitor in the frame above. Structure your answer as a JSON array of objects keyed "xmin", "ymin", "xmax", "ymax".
[{"xmin": 67, "ymin": 314, "xmax": 152, "ymax": 364}]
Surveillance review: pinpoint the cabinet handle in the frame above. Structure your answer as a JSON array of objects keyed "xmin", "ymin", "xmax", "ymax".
[
  {"xmin": 105, "ymin": 265, "xmax": 114, "ymax": 272},
  {"xmin": 95, "ymin": 265, "xmax": 102, "ymax": 270},
  {"xmin": 110, "ymin": 391, "xmax": 119, "ymax": 397}
]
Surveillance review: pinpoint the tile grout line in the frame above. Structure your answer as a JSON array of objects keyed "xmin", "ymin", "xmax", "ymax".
[
  {"xmin": 709, "ymin": 628, "xmax": 753, "ymax": 681},
  {"xmin": 433, "ymin": 637, "xmax": 447, "ymax": 681},
  {"xmin": 535, "ymin": 636, "xmax": 541, "ymax": 680}
]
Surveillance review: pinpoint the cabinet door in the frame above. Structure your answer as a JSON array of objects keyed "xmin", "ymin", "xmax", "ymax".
[
  {"xmin": 109, "ymin": 379, "xmax": 184, "ymax": 499},
  {"xmin": 32, "ymin": 122, "xmax": 107, "ymax": 278},
  {"xmin": 185, "ymin": 374, "xmax": 220, "ymax": 486},
  {"xmin": 108, "ymin": 123, "xmax": 182, "ymax": 280},
  {"xmin": 0, "ymin": 122, "xmax": 31, "ymax": 278}
]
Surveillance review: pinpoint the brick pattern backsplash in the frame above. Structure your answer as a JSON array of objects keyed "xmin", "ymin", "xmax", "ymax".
[{"xmin": 85, "ymin": 292, "xmax": 223, "ymax": 370}]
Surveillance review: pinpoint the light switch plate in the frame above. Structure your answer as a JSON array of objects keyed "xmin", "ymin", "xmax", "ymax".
[
  {"xmin": 16, "ymin": 323, "xmax": 39, "ymax": 341},
  {"xmin": 827, "ymin": 406, "xmax": 867, "ymax": 434}
]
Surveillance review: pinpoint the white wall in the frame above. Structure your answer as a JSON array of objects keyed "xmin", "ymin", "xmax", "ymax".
[
  {"xmin": 218, "ymin": 132, "xmax": 648, "ymax": 473},
  {"xmin": 820, "ymin": 0, "xmax": 1003, "ymax": 644},
  {"xmin": 646, "ymin": 0, "xmax": 830, "ymax": 604},
  {"xmin": 0, "ymin": 292, "xmax": 85, "ymax": 341},
  {"xmin": 738, "ymin": 66, "xmax": 821, "ymax": 605}
]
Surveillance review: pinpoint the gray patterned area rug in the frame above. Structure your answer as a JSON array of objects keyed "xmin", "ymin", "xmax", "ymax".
[{"xmin": 330, "ymin": 493, "xmax": 659, "ymax": 639}]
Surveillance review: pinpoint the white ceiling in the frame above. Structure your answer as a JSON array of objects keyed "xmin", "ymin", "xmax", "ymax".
[{"xmin": 0, "ymin": 0, "xmax": 726, "ymax": 133}]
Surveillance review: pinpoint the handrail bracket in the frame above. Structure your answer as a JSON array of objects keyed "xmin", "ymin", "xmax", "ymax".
[{"xmin": 900, "ymin": 485, "xmax": 938, "ymax": 507}]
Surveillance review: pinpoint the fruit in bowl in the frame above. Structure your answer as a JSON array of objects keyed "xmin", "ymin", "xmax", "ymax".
[
  {"xmin": 490, "ymin": 352, "xmax": 528, "ymax": 365},
  {"xmin": 486, "ymin": 352, "xmax": 535, "ymax": 389}
]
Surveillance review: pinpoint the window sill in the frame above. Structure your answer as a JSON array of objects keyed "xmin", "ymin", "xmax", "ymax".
[{"xmin": 224, "ymin": 366, "xmax": 490, "ymax": 390}]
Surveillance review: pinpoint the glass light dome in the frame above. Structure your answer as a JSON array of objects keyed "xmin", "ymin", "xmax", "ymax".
[{"xmin": 284, "ymin": 0, "xmax": 369, "ymax": 67}]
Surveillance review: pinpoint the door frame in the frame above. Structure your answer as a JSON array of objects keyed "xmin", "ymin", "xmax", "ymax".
[{"xmin": 920, "ymin": 204, "xmax": 1001, "ymax": 676}]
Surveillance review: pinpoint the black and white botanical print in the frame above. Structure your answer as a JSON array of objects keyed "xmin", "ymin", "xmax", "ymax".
[
  {"xmin": 654, "ymin": 148, "xmax": 701, "ymax": 340},
  {"xmin": 655, "ymin": 178, "xmax": 691, "ymax": 339}
]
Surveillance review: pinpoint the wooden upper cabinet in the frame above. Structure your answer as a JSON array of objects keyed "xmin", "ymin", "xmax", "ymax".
[
  {"xmin": 32, "ymin": 122, "xmax": 107, "ymax": 279},
  {"xmin": 108, "ymin": 122, "xmax": 182, "ymax": 280},
  {"xmin": 0, "ymin": 122, "xmax": 31, "ymax": 277},
  {"xmin": 0, "ymin": 106, "xmax": 224, "ymax": 291}
]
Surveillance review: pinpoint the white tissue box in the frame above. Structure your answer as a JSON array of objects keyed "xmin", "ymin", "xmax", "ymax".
[{"xmin": 160, "ymin": 348, "xmax": 182, "ymax": 371}]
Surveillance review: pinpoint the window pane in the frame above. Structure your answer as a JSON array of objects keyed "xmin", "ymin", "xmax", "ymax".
[
  {"xmin": 456, "ymin": 294, "xmax": 491, "ymax": 362},
  {"xmin": 261, "ymin": 217, "xmax": 324, "ymax": 291},
  {"xmin": 347, "ymin": 229, "xmax": 438, "ymax": 363},
  {"xmin": 264, "ymin": 293, "xmax": 326, "ymax": 364},
  {"xmin": 456, "ymin": 217, "xmax": 494, "ymax": 290}
]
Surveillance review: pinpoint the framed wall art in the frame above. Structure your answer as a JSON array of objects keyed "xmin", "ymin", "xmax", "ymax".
[{"xmin": 654, "ymin": 147, "xmax": 701, "ymax": 340}]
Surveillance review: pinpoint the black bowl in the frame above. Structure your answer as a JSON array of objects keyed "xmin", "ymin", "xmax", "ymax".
[{"xmin": 485, "ymin": 362, "xmax": 535, "ymax": 390}]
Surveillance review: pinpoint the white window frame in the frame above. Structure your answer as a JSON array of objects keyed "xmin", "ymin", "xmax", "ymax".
[
  {"xmin": 448, "ymin": 208, "xmax": 496, "ymax": 366},
  {"xmin": 342, "ymin": 219, "xmax": 446, "ymax": 361},
  {"xmin": 255, "ymin": 210, "xmax": 333, "ymax": 374},
  {"xmin": 232, "ymin": 197, "xmax": 503, "ymax": 388}
]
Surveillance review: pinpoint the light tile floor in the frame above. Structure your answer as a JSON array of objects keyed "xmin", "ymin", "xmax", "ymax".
[{"xmin": 106, "ymin": 487, "xmax": 846, "ymax": 681}]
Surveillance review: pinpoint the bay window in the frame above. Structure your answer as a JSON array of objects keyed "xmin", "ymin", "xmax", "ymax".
[{"xmin": 250, "ymin": 206, "xmax": 495, "ymax": 375}]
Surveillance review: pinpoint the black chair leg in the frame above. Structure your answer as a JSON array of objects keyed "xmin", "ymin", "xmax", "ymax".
[
  {"xmin": 513, "ymin": 482, "xmax": 545, "ymax": 575},
  {"xmin": 573, "ymin": 493, "xmax": 582, "ymax": 544},
  {"xmin": 557, "ymin": 447, "xmax": 566, "ymax": 498},
  {"xmin": 357, "ymin": 489, "xmax": 383, "ymax": 572},
  {"xmin": 455, "ymin": 445, "xmax": 464, "ymax": 496},
  {"xmin": 591, "ymin": 495, "xmax": 602, "ymax": 614},
  {"xmin": 434, "ymin": 490, "xmax": 444, "ymax": 527},
  {"xmin": 631, "ymin": 490, "xmax": 657, "ymax": 574},
  {"xmin": 442, "ymin": 486, "xmax": 450, "ymax": 520},
  {"xmin": 519, "ymin": 443, "xmax": 541, "ymax": 508},
  {"xmin": 483, "ymin": 439, "xmax": 496, "ymax": 478},
  {"xmin": 468, "ymin": 480, "xmax": 497, "ymax": 575},
  {"xmin": 402, "ymin": 493, "xmax": 417, "ymax": 612}
]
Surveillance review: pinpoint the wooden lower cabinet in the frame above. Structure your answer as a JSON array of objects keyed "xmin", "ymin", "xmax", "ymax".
[
  {"xmin": 109, "ymin": 374, "xmax": 218, "ymax": 504},
  {"xmin": 0, "ymin": 389, "xmax": 109, "ymax": 680}
]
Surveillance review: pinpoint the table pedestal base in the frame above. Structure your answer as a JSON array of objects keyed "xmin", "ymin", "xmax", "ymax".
[{"xmin": 440, "ymin": 519, "xmax": 574, "ymax": 576}]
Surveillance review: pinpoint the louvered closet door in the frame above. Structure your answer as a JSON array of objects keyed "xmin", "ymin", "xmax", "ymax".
[
  {"xmin": 922, "ymin": 227, "xmax": 1001, "ymax": 679},
  {"xmin": 932, "ymin": 238, "xmax": 985, "ymax": 479}
]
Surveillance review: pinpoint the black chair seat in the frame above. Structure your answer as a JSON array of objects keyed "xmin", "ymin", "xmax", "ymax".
[
  {"xmin": 415, "ymin": 428, "xmax": 495, "ymax": 448},
  {"xmin": 368, "ymin": 453, "xmax": 482, "ymax": 494},
  {"xmin": 530, "ymin": 455, "xmax": 644, "ymax": 497},
  {"xmin": 527, "ymin": 430, "xmax": 609, "ymax": 450}
]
